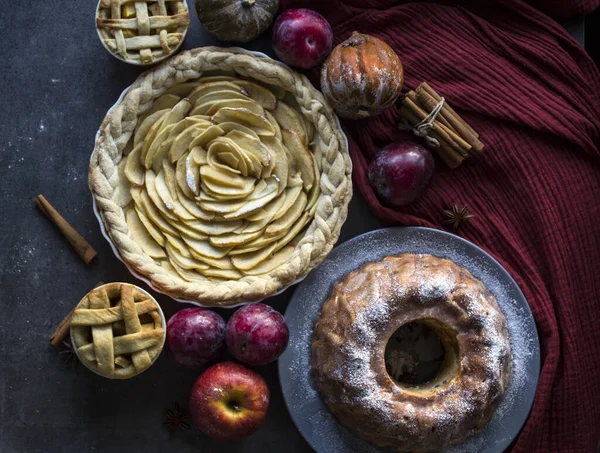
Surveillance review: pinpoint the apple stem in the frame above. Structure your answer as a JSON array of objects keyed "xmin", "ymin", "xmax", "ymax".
[{"xmin": 242, "ymin": 0, "xmax": 256, "ymax": 6}]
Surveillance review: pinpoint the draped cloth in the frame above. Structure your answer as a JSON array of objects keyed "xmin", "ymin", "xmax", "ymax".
[{"xmin": 281, "ymin": 0, "xmax": 600, "ymax": 450}]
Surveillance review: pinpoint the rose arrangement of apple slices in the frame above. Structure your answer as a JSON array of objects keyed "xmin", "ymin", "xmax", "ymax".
[{"xmin": 166, "ymin": 303, "xmax": 289, "ymax": 440}]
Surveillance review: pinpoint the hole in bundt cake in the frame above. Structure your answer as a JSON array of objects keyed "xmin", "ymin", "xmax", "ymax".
[{"xmin": 384, "ymin": 318, "xmax": 459, "ymax": 392}]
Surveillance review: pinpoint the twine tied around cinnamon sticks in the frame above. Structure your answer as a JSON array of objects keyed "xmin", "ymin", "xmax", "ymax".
[
  {"xmin": 399, "ymin": 96, "xmax": 446, "ymax": 148},
  {"xmin": 399, "ymin": 82, "xmax": 484, "ymax": 168}
]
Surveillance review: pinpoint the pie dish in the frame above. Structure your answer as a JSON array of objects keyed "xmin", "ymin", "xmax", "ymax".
[
  {"xmin": 89, "ymin": 47, "xmax": 352, "ymax": 307},
  {"xmin": 95, "ymin": 0, "xmax": 189, "ymax": 65},
  {"xmin": 70, "ymin": 282, "xmax": 166, "ymax": 379}
]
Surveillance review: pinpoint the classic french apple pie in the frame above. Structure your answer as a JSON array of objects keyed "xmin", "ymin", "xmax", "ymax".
[{"xmin": 89, "ymin": 48, "xmax": 352, "ymax": 306}]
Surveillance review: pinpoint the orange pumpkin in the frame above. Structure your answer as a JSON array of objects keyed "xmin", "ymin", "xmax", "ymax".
[{"xmin": 320, "ymin": 32, "xmax": 404, "ymax": 120}]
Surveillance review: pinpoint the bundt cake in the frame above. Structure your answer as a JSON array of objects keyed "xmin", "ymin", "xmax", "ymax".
[{"xmin": 311, "ymin": 254, "xmax": 511, "ymax": 452}]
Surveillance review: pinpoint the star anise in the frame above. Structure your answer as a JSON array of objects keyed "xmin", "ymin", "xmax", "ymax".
[
  {"xmin": 164, "ymin": 403, "xmax": 191, "ymax": 436},
  {"xmin": 58, "ymin": 340, "xmax": 78, "ymax": 369},
  {"xmin": 443, "ymin": 204, "xmax": 474, "ymax": 232}
]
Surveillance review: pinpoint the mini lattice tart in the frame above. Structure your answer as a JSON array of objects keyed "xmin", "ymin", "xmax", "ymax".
[
  {"xmin": 89, "ymin": 48, "xmax": 352, "ymax": 306},
  {"xmin": 95, "ymin": 0, "xmax": 189, "ymax": 65},
  {"xmin": 70, "ymin": 283, "xmax": 166, "ymax": 379}
]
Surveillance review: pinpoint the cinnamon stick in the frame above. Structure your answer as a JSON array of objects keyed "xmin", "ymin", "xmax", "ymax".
[
  {"xmin": 418, "ymin": 82, "xmax": 484, "ymax": 152},
  {"xmin": 50, "ymin": 281, "xmax": 104, "ymax": 346},
  {"xmin": 400, "ymin": 106, "xmax": 464, "ymax": 169},
  {"xmin": 404, "ymin": 93, "xmax": 472, "ymax": 157},
  {"xmin": 35, "ymin": 195, "xmax": 97, "ymax": 264}
]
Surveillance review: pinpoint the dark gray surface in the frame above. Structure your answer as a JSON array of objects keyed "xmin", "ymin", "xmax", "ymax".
[
  {"xmin": 279, "ymin": 227, "xmax": 540, "ymax": 453},
  {"xmin": 0, "ymin": 3, "xmax": 383, "ymax": 452},
  {"xmin": 0, "ymin": 1, "xmax": 582, "ymax": 452}
]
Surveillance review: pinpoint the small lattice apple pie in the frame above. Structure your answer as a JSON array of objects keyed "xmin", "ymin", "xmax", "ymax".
[
  {"xmin": 89, "ymin": 48, "xmax": 352, "ymax": 306},
  {"xmin": 95, "ymin": 0, "xmax": 189, "ymax": 65},
  {"xmin": 70, "ymin": 283, "xmax": 165, "ymax": 379}
]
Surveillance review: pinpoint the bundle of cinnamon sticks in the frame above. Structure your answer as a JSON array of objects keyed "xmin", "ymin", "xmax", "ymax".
[{"xmin": 400, "ymin": 82, "xmax": 484, "ymax": 168}]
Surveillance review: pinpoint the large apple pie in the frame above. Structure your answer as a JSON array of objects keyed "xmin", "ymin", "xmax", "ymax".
[{"xmin": 89, "ymin": 48, "xmax": 352, "ymax": 306}]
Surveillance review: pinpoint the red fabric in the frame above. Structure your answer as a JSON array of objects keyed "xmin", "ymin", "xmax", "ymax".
[{"xmin": 282, "ymin": 0, "xmax": 600, "ymax": 451}]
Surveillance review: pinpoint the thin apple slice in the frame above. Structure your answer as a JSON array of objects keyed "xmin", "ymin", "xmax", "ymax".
[
  {"xmin": 232, "ymin": 80, "xmax": 278, "ymax": 110},
  {"xmin": 189, "ymin": 124, "xmax": 225, "ymax": 149},
  {"xmin": 134, "ymin": 109, "xmax": 169, "ymax": 147},
  {"xmin": 145, "ymin": 170, "xmax": 178, "ymax": 220},
  {"xmin": 187, "ymin": 82, "xmax": 244, "ymax": 104},
  {"xmin": 272, "ymin": 184, "xmax": 303, "ymax": 221},
  {"xmin": 226, "ymin": 130, "xmax": 270, "ymax": 167},
  {"xmin": 167, "ymin": 261, "xmax": 203, "ymax": 282},
  {"xmin": 247, "ymin": 191, "xmax": 286, "ymax": 222},
  {"xmin": 168, "ymin": 123, "xmax": 208, "ymax": 163},
  {"xmin": 166, "ymin": 242, "xmax": 209, "ymax": 271},
  {"xmin": 126, "ymin": 209, "xmax": 166, "ymax": 259},
  {"xmin": 209, "ymin": 228, "xmax": 264, "ymax": 247},
  {"xmin": 281, "ymin": 129, "xmax": 316, "ymax": 191},
  {"xmin": 131, "ymin": 186, "xmax": 178, "ymax": 235},
  {"xmin": 134, "ymin": 190, "xmax": 179, "ymax": 238},
  {"xmin": 161, "ymin": 159, "xmax": 179, "ymax": 200},
  {"xmin": 272, "ymin": 101, "xmax": 307, "ymax": 144},
  {"xmin": 230, "ymin": 240, "xmax": 279, "ymax": 271},
  {"xmin": 167, "ymin": 258, "xmax": 212, "ymax": 283},
  {"xmin": 199, "ymin": 267, "xmax": 243, "ymax": 280},
  {"xmin": 140, "ymin": 113, "xmax": 167, "ymax": 162},
  {"xmin": 207, "ymin": 137, "xmax": 252, "ymax": 176},
  {"xmin": 141, "ymin": 99, "xmax": 192, "ymax": 162},
  {"xmin": 197, "ymin": 197, "xmax": 247, "ymax": 214},
  {"xmin": 243, "ymin": 212, "xmax": 273, "ymax": 233},
  {"xmin": 191, "ymin": 88, "xmax": 249, "ymax": 105},
  {"xmin": 134, "ymin": 206, "xmax": 166, "ymax": 246},
  {"xmin": 265, "ymin": 191, "xmax": 307, "ymax": 236},
  {"xmin": 242, "ymin": 245, "xmax": 295, "ymax": 276},
  {"xmin": 175, "ymin": 154, "xmax": 196, "ymax": 199},
  {"xmin": 273, "ymin": 212, "xmax": 311, "ymax": 253},
  {"xmin": 163, "ymin": 81, "xmax": 204, "ymax": 98},
  {"xmin": 171, "ymin": 219, "xmax": 209, "ymax": 241},
  {"xmin": 164, "ymin": 233, "xmax": 192, "ymax": 258},
  {"xmin": 212, "ymin": 108, "xmax": 275, "ymax": 137},
  {"xmin": 260, "ymin": 136, "xmax": 289, "ymax": 192},
  {"xmin": 146, "ymin": 94, "xmax": 181, "ymax": 115},
  {"xmin": 233, "ymin": 229, "xmax": 285, "ymax": 253},
  {"xmin": 174, "ymin": 165, "xmax": 214, "ymax": 220},
  {"xmin": 189, "ymin": 145, "xmax": 208, "ymax": 166},
  {"xmin": 264, "ymin": 110, "xmax": 282, "ymax": 141},
  {"xmin": 181, "ymin": 218, "xmax": 243, "ymax": 236},
  {"xmin": 200, "ymin": 165, "xmax": 255, "ymax": 193},
  {"xmin": 181, "ymin": 236, "xmax": 232, "ymax": 259},
  {"xmin": 195, "ymin": 98, "xmax": 264, "ymax": 117},
  {"xmin": 144, "ymin": 123, "xmax": 175, "ymax": 169},
  {"xmin": 190, "ymin": 251, "xmax": 235, "ymax": 270},
  {"xmin": 124, "ymin": 143, "xmax": 144, "ymax": 186},
  {"xmin": 154, "ymin": 170, "xmax": 195, "ymax": 221},
  {"xmin": 217, "ymin": 122, "xmax": 261, "ymax": 141},
  {"xmin": 222, "ymin": 177, "xmax": 279, "ymax": 219}
]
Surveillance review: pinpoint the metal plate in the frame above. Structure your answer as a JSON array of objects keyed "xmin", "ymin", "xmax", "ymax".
[{"xmin": 278, "ymin": 227, "xmax": 540, "ymax": 453}]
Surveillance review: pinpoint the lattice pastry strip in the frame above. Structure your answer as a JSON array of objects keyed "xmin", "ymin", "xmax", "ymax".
[
  {"xmin": 96, "ymin": 0, "xmax": 189, "ymax": 64},
  {"xmin": 71, "ymin": 283, "xmax": 165, "ymax": 379}
]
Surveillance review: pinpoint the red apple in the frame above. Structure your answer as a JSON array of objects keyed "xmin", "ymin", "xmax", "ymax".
[
  {"xmin": 272, "ymin": 8, "xmax": 333, "ymax": 69},
  {"xmin": 226, "ymin": 303, "xmax": 289, "ymax": 366},
  {"xmin": 368, "ymin": 141, "xmax": 435, "ymax": 206},
  {"xmin": 166, "ymin": 308, "xmax": 226, "ymax": 368},
  {"xmin": 190, "ymin": 362, "xmax": 269, "ymax": 441}
]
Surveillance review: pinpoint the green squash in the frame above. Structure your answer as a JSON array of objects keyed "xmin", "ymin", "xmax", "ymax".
[{"xmin": 195, "ymin": 0, "xmax": 279, "ymax": 43}]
